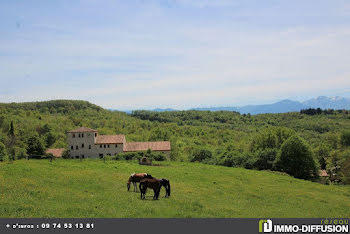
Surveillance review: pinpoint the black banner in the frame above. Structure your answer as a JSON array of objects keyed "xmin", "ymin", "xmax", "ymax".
[{"xmin": 0, "ymin": 218, "xmax": 349, "ymax": 234}]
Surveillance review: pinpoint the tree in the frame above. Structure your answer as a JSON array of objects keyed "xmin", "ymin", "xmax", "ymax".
[
  {"xmin": 45, "ymin": 132, "xmax": 56, "ymax": 147},
  {"xmin": 26, "ymin": 134, "xmax": 45, "ymax": 156},
  {"xmin": 340, "ymin": 131, "xmax": 350, "ymax": 147},
  {"xmin": 0, "ymin": 141, "xmax": 9, "ymax": 161},
  {"xmin": 191, "ymin": 148, "xmax": 212, "ymax": 162},
  {"xmin": 341, "ymin": 157, "xmax": 350, "ymax": 185},
  {"xmin": 276, "ymin": 135, "xmax": 318, "ymax": 179},
  {"xmin": 314, "ymin": 144, "xmax": 331, "ymax": 170},
  {"xmin": 254, "ymin": 148, "xmax": 277, "ymax": 170},
  {"xmin": 250, "ymin": 127, "xmax": 294, "ymax": 151},
  {"xmin": 8, "ymin": 120, "xmax": 16, "ymax": 160},
  {"xmin": 326, "ymin": 151, "xmax": 343, "ymax": 184}
]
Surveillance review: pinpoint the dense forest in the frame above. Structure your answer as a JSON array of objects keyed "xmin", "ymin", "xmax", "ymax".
[{"xmin": 0, "ymin": 100, "xmax": 349, "ymax": 184}]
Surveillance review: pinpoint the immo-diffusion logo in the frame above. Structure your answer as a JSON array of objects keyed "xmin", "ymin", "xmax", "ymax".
[
  {"xmin": 259, "ymin": 220, "xmax": 273, "ymax": 233},
  {"xmin": 258, "ymin": 219, "xmax": 349, "ymax": 233}
]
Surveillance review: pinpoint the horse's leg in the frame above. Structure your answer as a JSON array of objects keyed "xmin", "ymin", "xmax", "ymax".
[
  {"xmin": 156, "ymin": 188, "xmax": 160, "ymax": 200},
  {"xmin": 139, "ymin": 183, "xmax": 143, "ymax": 199},
  {"xmin": 133, "ymin": 182, "xmax": 137, "ymax": 192}
]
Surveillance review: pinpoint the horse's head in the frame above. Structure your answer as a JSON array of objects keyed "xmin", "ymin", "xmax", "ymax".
[
  {"xmin": 144, "ymin": 173, "xmax": 153, "ymax": 179},
  {"xmin": 127, "ymin": 175, "xmax": 132, "ymax": 191},
  {"xmin": 160, "ymin": 178, "xmax": 170, "ymax": 197}
]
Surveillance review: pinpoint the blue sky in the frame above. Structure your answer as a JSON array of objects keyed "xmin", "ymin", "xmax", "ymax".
[{"xmin": 1, "ymin": 0, "xmax": 350, "ymax": 110}]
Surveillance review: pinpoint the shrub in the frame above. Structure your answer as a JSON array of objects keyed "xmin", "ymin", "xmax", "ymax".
[
  {"xmin": 61, "ymin": 149, "xmax": 71, "ymax": 159},
  {"xmin": 152, "ymin": 152, "xmax": 167, "ymax": 161},
  {"xmin": 276, "ymin": 135, "xmax": 318, "ymax": 179},
  {"xmin": 190, "ymin": 148, "xmax": 212, "ymax": 162},
  {"xmin": 219, "ymin": 151, "xmax": 250, "ymax": 167},
  {"xmin": 254, "ymin": 148, "xmax": 277, "ymax": 170},
  {"xmin": 340, "ymin": 131, "xmax": 350, "ymax": 147},
  {"xmin": 341, "ymin": 157, "xmax": 350, "ymax": 184},
  {"xmin": 0, "ymin": 141, "xmax": 8, "ymax": 161}
]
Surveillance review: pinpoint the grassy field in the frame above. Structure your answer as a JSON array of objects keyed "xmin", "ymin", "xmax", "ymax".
[{"xmin": 0, "ymin": 159, "xmax": 349, "ymax": 218}]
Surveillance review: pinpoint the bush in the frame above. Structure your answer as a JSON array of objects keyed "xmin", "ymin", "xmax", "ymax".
[
  {"xmin": 62, "ymin": 149, "xmax": 71, "ymax": 159},
  {"xmin": 276, "ymin": 135, "xmax": 318, "ymax": 179},
  {"xmin": 340, "ymin": 131, "xmax": 350, "ymax": 147},
  {"xmin": 0, "ymin": 141, "xmax": 8, "ymax": 161},
  {"xmin": 14, "ymin": 146, "xmax": 27, "ymax": 159},
  {"xmin": 254, "ymin": 148, "xmax": 277, "ymax": 170},
  {"xmin": 219, "ymin": 151, "xmax": 251, "ymax": 167},
  {"xmin": 341, "ymin": 157, "xmax": 350, "ymax": 184},
  {"xmin": 190, "ymin": 149, "xmax": 212, "ymax": 162},
  {"xmin": 152, "ymin": 152, "xmax": 167, "ymax": 161}
]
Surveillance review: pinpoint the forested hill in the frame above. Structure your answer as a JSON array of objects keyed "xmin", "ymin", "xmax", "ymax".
[
  {"xmin": 0, "ymin": 100, "xmax": 103, "ymax": 113},
  {"xmin": 0, "ymin": 100, "xmax": 350, "ymax": 184}
]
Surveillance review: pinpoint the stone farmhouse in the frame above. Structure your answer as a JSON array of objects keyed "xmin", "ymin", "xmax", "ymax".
[{"xmin": 46, "ymin": 127, "xmax": 171, "ymax": 159}]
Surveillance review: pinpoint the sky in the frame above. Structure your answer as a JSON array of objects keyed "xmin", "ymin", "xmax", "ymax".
[{"xmin": 1, "ymin": 0, "xmax": 350, "ymax": 110}]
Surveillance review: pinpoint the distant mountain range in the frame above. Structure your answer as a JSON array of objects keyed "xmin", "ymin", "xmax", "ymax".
[
  {"xmin": 118, "ymin": 96, "xmax": 350, "ymax": 115},
  {"xmin": 192, "ymin": 96, "xmax": 350, "ymax": 114}
]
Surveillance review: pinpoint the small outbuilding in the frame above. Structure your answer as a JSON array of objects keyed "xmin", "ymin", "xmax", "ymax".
[{"xmin": 46, "ymin": 148, "xmax": 65, "ymax": 158}]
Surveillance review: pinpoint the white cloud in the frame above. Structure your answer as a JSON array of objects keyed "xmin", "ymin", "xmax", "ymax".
[{"xmin": 1, "ymin": 1, "xmax": 350, "ymax": 109}]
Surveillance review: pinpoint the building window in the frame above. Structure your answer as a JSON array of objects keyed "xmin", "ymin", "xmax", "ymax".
[
  {"xmin": 99, "ymin": 154, "xmax": 103, "ymax": 159},
  {"xmin": 76, "ymin": 145, "xmax": 78, "ymax": 150},
  {"xmin": 108, "ymin": 144, "xmax": 110, "ymax": 148},
  {"xmin": 72, "ymin": 134, "xmax": 75, "ymax": 138},
  {"xmin": 115, "ymin": 144, "xmax": 118, "ymax": 148},
  {"xmin": 88, "ymin": 133, "xmax": 90, "ymax": 137},
  {"xmin": 89, "ymin": 145, "xmax": 91, "ymax": 149},
  {"xmin": 71, "ymin": 146, "xmax": 73, "ymax": 150},
  {"xmin": 82, "ymin": 155, "xmax": 85, "ymax": 159},
  {"xmin": 82, "ymin": 134, "xmax": 84, "ymax": 137},
  {"xmin": 82, "ymin": 144, "xmax": 84, "ymax": 148},
  {"xmin": 78, "ymin": 134, "xmax": 81, "ymax": 138},
  {"xmin": 95, "ymin": 133, "xmax": 97, "ymax": 137},
  {"xmin": 104, "ymin": 145, "xmax": 106, "ymax": 148},
  {"xmin": 76, "ymin": 156, "xmax": 79, "ymax": 159},
  {"xmin": 100, "ymin": 145, "xmax": 102, "ymax": 148},
  {"xmin": 107, "ymin": 153, "xmax": 111, "ymax": 156}
]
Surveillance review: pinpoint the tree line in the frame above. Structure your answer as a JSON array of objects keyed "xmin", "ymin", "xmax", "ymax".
[{"xmin": 0, "ymin": 101, "xmax": 349, "ymax": 184}]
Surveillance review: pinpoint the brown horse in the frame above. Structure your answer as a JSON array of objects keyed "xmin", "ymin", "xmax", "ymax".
[
  {"xmin": 139, "ymin": 178, "xmax": 170, "ymax": 200},
  {"xmin": 127, "ymin": 173, "xmax": 153, "ymax": 192}
]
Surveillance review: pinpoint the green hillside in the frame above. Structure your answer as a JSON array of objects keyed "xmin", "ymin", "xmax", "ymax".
[
  {"xmin": 0, "ymin": 159, "xmax": 349, "ymax": 218},
  {"xmin": 0, "ymin": 100, "xmax": 349, "ymax": 184}
]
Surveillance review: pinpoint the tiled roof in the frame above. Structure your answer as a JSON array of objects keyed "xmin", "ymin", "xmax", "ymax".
[
  {"xmin": 319, "ymin": 170, "xmax": 329, "ymax": 177},
  {"xmin": 123, "ymin": 141, "xmax": 171, "ymax": 152},
  {"xmin": 46, "ymin": 148, "xmax": 65, "ymax": 158},
  {"xmin": 95, "ymin": 135, "xmax": 126, "ymax": 144},
  {"xmin": 67, "ymin": 127, "xmax": 97, "ymax": 133}
]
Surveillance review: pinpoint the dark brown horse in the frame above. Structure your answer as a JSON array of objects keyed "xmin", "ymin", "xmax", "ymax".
[
  {"xmin": 139, "ymin": 178, "xmax": 170, "ymax": 200},
  {"xmin": 127, "ymin": 173, "xmax": 153, "ymax": 192}
]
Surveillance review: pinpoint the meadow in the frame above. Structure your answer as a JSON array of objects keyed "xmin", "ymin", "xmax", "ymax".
[{"xmin": 0, "ymin": 159, "xmax": 349, "ymax": 218}]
